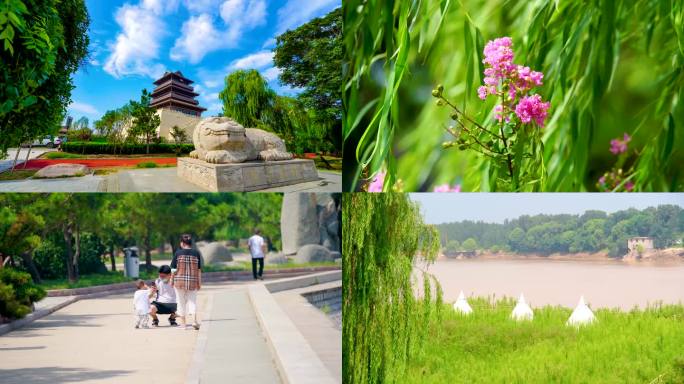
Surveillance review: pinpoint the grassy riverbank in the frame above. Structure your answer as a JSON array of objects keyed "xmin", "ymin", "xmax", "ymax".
[{"xmin": 406, "ymin": 297, "xmax": 684, "ymax": 383}]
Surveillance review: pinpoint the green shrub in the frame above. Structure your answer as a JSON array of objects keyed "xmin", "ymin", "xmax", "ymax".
[
  {"xmin": 44, "ymin": 152, "xmax": 84, "ymax": 159},
  {"xmin": 33, "ymin": 233, "xmax": 107, "ymax": 279},
  {"xmin": 136, "ymin": 162, "xmax": 158, "ymax": 168},
  {"xmin": 0, "ymin": 268, "xmax": 47, "ymax": 321},
  {"xmin": 62, "ymin": 142, "xmax": 194, "ymax": 155}
]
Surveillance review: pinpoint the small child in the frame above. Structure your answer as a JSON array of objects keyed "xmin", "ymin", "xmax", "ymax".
[{"xmin": 133, "ymin": 279, "xmax": 152, "ymax": 329}]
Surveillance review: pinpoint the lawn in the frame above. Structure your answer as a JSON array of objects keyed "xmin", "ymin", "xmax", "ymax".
[
  {"xmin": 405, "ymin": 297, "xmax": 684, "ymax": 384},
  {"xmin": 39, "ymin": 261, "xmax": 339, "ymax": 290},
  {"xmin": 0, "ymin": 169, "xmax": 37, "ymax": 181}
]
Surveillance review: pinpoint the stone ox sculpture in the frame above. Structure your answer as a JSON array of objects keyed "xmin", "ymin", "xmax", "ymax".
[{"xmin": 189, "ymin": 117, "xmax": 293, "ymax": 163}]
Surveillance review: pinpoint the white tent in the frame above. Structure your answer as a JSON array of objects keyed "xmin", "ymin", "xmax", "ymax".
[
  {"xmin": 453, "ymin": 290, "xmax": 473, "ymax": 315},
  {"xmin": 566, "ymin": 295, "xmax": 596, "ymax": 326},
  {"xmin": 511, "ymin": 293, "xmax": 534, "ymax": 321}
]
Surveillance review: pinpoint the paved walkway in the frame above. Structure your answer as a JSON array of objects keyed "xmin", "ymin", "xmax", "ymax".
[
  {"xmin": 273, "ymin": 282, "xmax": 342, "ymax": 382},
  {"xmin": 0, "ymin": 282, "xmax": 283, "ymax": 384},
  {"xmin": 0, "ymin": 174, "xmax": 105, "ymax": 192},
  {"xmin": 0, "ymin": 148, "xmax": 55, "ymax": 172},
  {"xmin": 106, "ymin": 167, "xmax": 341, "ymax": 192}
]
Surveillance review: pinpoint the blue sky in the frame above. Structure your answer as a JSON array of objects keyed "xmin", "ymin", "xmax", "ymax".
[
  {"xmin": 410, "ymin": 193, "xmax": 684, "ymax": 224},
  {"xmin": 67, "ymin": 0, "xmax": 339, "ymax": 124}
]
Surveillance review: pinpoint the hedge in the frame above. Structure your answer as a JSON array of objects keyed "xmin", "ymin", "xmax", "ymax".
[
  {"xmin": 61, "ymin": 142, "xmax": 194, "ymax": 155},
  {"xmin": 0, "ymin": 268, "xmax": 47, "ymax": 321}
]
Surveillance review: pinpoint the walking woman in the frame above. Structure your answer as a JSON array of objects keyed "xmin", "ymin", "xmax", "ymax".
[{"xmin": 171, "ymin": 234, "xmax": 202, "ymax": 330}]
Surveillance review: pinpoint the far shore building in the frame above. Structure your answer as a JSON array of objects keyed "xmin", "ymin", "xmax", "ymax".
[{"xmin": 627, "ymin": 236, "xmax": 654, "ymax": 253}]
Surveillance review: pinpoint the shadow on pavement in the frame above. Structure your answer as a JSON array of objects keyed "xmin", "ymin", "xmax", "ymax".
[{"xmin": 0, "ymin": 367, "xmax": 132, "ymax": 383}]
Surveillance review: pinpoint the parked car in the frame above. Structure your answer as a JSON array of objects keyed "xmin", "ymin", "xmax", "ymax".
[{"xmin": 21, "ymin": 135, "xmax": 59, "ymax": 148}]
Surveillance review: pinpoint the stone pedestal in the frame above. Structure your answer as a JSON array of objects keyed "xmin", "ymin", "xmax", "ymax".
[{"xmin": 177, "ymin": 157, "xmax": 318, "ymax": 192}]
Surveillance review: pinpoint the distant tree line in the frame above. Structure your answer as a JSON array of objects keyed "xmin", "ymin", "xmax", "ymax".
[{"xmin": 437, "ymin": 205, "xmax": 684, "ymax": 257}]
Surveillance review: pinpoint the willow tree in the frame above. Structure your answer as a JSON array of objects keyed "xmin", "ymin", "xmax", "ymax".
[
  {"xmin": 343, "ymin": 193, "xmax": 442, "ymax": 384},
  {"xmin": 344, "ymin": 0, "xmax": 684, "ymax": 192},
  {"xmin": 219, "ymin": 69, "xmax": 275, "ymax": 128}
]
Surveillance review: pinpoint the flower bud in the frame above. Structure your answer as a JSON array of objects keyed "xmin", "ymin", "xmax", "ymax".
[
  {"xmin": 442, "ymin": 141, "xmax": 455, "ymax": 149},
  {"xmin": 450, "ymin": 113, "xmax": 458, "ymax": 120},
  {"xmin": 436, "ymin": 99, "xmax": 444, "ymax": 107},
  {"xmin": 431, "ymin": 89, "xmax": 440, "ymax": 98},
  {"xmin": 437, "ymin": 84, "xmax": 444, "ymax": 92}
]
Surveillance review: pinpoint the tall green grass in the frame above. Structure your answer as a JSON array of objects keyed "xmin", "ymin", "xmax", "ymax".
[{"xmin": 406, "ymin": 297, "xmax": 684, "ymax": 383}]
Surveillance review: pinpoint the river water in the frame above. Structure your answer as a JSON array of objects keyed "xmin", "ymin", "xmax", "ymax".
[{"xmin": 423, "ymin": 259, "xmax": 684, "ymax": 310}]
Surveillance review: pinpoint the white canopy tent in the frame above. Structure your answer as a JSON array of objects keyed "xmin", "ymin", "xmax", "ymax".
[
  {"xmin": 453, "ymin": 290, "xmax": 473, "ymax": 315},
  {"xmin": 511, "ymin": 293, "xmax": 534, "ymax": 321},
  {"xmin": 566, "ymin": 295, "xmax": 596, "ymax": 326}
]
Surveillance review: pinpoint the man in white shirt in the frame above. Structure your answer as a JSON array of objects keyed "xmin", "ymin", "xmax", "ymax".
[{"xmin": 248, "ymin": 228, "xmax": 267, "ymax": 280}]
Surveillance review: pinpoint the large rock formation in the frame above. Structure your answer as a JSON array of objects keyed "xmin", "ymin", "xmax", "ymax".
[
  {"xmin": 281, "ymin": 193, "xmax": 341, "ymax": 256},
  {"xmin": 189, "ymin": 117, "xmax": 293, "ymax": 163},
  {"xmin": 34, "ymin": 164, "xmax": 90, "ymax": 178},
  {"xmin": 198, "ymin": 241, "xmax": 233, "ymax": 264},
  {"xmin": 281, "ymin": 193, "xmax": 321, "ymax": 255},
  {"xmin": 293, "ymin": 244, "xmax": 335, "ymax": 263}
]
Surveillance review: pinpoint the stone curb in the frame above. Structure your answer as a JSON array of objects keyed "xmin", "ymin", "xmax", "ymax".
[
  {"xmin": 248, "ymin": 282, "xmax": 338, "ymax": 384},
  {"xmin": 264, "ymin": 270, "xmax": 342, "ymax": 293},
  {"xmin": 0, "ymin": 287, "xmax": 132, "ymax": 337},
  {"xmin": 46, "ymin": 267, "xmax": 341, "ymax": 297}
]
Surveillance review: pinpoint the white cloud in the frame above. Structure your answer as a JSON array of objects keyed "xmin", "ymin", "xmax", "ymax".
[
  {"xmin": 103, "ymin": 2, "xmax": 171, "ymax": 78},
  {"xmin": 262, "ymin": 66, "xmax": 281, "ymax": 81},
  {"xmin": 170, "ymin": 14, "xmax": 227, "ymax": 64},
  {"xmin": 276, "ymin": 0, "xmax": 338, "ymax": 34},
  {"xmin": 262, "ymin": 37, "xmax": 276, "ymax": 49},
  {"xmin": 229, "ymin": 51, "xmax": 273, "ymax": 70},
  {"xmin": 170, "ymin": 0, "xmax": 267, "ymax": 63},
  {"xmin": 69, "ymin": 101, "xmax": 99, "ymax": 116},
  {"xmin": 182, "ymin": 0, "xmax": 222, "ymax": 13}
]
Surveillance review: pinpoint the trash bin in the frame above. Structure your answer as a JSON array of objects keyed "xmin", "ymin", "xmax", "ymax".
[{"xmin": 123, "ymin": 247, "xmax": 139, "ymax": 278}]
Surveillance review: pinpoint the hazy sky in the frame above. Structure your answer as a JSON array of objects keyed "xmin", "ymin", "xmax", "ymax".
[{"xmin": 409, "ymin": 193, "xmax": 684, "ymax": 224}]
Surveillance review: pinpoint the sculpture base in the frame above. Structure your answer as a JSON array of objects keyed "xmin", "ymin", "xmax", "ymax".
[{"xmin": 177, "ymin": 157, "xmax": 319, "ymax": 192}]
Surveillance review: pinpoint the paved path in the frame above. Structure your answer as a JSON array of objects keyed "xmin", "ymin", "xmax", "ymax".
[
  {"xmin": 273, "ymin": 282, "xmax": 342, "ymax": 382},
  {"xmin": 0, "ymin": 148, "xmax": 55, "ymax": 173},
  {"xmin": 0, "ymin": 282, "xmax": 282, "ymax": 384},
  {"xmin": 106, "ymin": 167, "xmax": 341, "ymax": 192},
  {"xmin": 0, "ymin": 174, "xmax": 105, "ymax": 192},
  {"xmin": 195, "ymin": 286, "xmax": 281, "ymax": 383}
]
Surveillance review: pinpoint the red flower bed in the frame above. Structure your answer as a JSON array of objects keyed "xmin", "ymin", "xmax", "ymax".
[{"xmin": 22, "ymin": 158, "xmax": 177, "ymax": 169}]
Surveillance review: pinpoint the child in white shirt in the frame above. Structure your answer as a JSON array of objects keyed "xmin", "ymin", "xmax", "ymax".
[{"xmin": 133, "ymin": 280, "xmax": 152, "ymax": 329}]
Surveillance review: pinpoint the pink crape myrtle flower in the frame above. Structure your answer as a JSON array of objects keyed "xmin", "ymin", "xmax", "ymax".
[
  {"xmin": 624, "ymin": 181, "xmax": 635, "ymax": 191},
  {"xmin": 433, "ymin": 183, "xmax": 461, "ymax": 192},
  {"xmin": 367, "ymin": 171, "xmax": 385, "ymax": 192},
  {"xmin": 609, "ymin": 133, "xmax": 631, "ymax": 155},
  {"xmin": 515, "ymin": 65, "xmax": 543, "ymax": 90},
  {"xmin": 514, "ymin": 95, "xmax": 550, "ymax": 126}
]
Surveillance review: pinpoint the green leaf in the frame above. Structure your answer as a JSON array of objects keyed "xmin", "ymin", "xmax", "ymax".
[{"xmin": 20, "ymin": 95, "xmax": 36, "ymax": 108}]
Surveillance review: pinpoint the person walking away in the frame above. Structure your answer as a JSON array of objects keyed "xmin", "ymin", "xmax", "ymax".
[
  {"xmin": 248, "ymin": 228, "xmax": 267, "ymax": 280},
  {"xmin": 150, "ymin": 265, "xmax": 178, "ymax": 326},
  {"xmin": 171, "ymin": 234, "xmax": 202, "ymax": 330},
  {"xmin": 133, "ymin": 280, "xmax": 152, "ymax": 329}
]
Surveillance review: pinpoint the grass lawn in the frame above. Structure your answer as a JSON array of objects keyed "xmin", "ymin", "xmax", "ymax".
[
  {"xmin": 313, "ymin": 155, "xmax": 342, "ymax": 172},
  {"xmin": 0, "ymin": 169, "xmax": 37, "ymax": 181},
  {"xmin": 39, "ymin": 261, "xmax": 338, "ymax": 290},
  {"xmin": 405, "ymin": 297, "xmax": 684, "ymax": 383},
  {"xmin": 39, "ymin": 270, "xmax": 158, "ymax": 290},
  {"xmin": 44, "ymin": 152, "xmax": 86, "ymax": 159}
]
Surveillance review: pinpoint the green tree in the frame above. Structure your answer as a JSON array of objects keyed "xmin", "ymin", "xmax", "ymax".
[
  {"xmin": 462, "ymin": 237, "xmax": 479, "ymax": 252},
  {"xmin": 343, "ymin": 193, "xmax": 441, "ymax": 383},
  {"xmin": 445, "ymin": 240, "xmax": 460, "ymax": 253},
  {"xmin": 273, "ymin": 7, "xmax": 342, "ymax": 151},
  {"xmin": 219, "ymin": 69, "xmax": 274, "ymax": 128},
  {"xmin": 0, "ymin": 0, "xmax": 89, "ymax": 157},
  {"xmin": 128, "ymin": 89, "xmax": 160, "ymax": 154}
]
